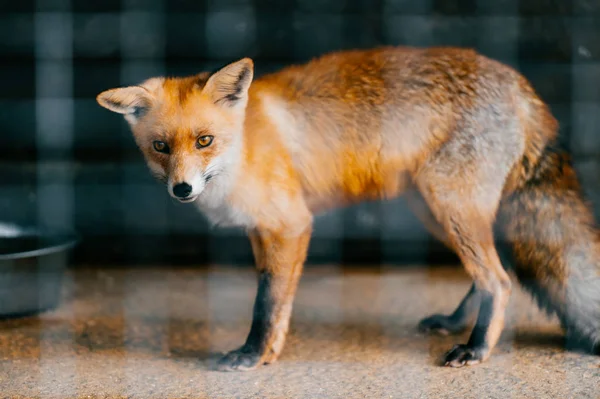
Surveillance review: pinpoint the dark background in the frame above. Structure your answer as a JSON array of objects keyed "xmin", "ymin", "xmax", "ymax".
[{"xmin": 2, "ymin": 0, "xmax": 600, "ymax": 266}]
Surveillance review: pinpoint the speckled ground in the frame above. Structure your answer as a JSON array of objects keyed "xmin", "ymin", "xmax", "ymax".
[{"xmin": 0, "ymin": 265, "xmax": 598, "ymax": 399}]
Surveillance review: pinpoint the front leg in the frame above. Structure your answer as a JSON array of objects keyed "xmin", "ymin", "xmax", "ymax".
[{"xmin": 217, "ymin": 225, "xmax": 312, "ymax": 371}]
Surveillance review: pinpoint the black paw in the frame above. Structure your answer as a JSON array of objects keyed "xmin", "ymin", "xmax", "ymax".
[
  {"xmin": 418, "ymin": 314, "xmax": 466, "ymax": 336},
  {"xmin": 443, "ymin": 344, "xmax": 486, "ymax": 367},
  {"xmin": 217, "ymin": 346, "xmax": 264, "ymax": 372}
]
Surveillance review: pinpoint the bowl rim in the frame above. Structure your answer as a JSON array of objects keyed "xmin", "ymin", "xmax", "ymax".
[{"xmin": 0, "ymin": 223, "xmax": 79, "ymax": 261}]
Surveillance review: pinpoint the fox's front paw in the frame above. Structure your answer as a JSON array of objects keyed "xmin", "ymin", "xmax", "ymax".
[
  {"xmin": 418, "ymin": 314, "xmax": 467, "ymax": 336},
  {"xmin": 443, "ymin": 344, "xmax": 487, "ymax": 367},
  {"xmin": 217, "ymin": 345, "xmax": 266, "ymax": 372}
]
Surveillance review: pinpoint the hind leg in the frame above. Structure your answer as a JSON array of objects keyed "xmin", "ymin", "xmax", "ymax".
[
  {"xmin": 421, "ymin": 194, "xmax": 511, "ymax": 366},
  {"xmin": 405, "ymin": 188, "xmax": 453, "ymax": 248},
  {"xmin": 406, "ymin": 190, "xmax": 481, "ymax": 335},
  {"xmin": 418, "ymin": 284, "xmax": 479, "ymax": 335},
  {"xmin": 415, "ymin": 150, "xmax": 516, "ymax": 367}
]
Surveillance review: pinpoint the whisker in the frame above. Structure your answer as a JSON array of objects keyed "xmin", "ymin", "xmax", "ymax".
[
  {"xmin": 202, "ymin": 165, "xmax": 223, "ymax": 182},
  {"xmin": 205, "ymin": 172, "xmax": 219, "ymax": 183},
  {"xmin": 203, "ymin": 164, "xmax": 220, "ymax": 177}
]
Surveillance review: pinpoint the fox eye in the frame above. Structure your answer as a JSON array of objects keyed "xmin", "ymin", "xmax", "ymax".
[
  {"xmin": 153, "ymin": 140, "xmax": 169, "ymax": 154},
  {"xmin": 196, "ymin": 135, "xmax": 214, "ymax": 149}
]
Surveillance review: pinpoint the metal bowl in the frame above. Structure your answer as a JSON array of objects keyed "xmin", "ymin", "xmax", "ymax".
[{"xmin": 0, "ymin": 223, "xmax": 78, "ymax": 318}]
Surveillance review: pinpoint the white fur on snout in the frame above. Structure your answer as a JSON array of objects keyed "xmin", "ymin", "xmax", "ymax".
[{"xmin": 188, "ymin": 169, "xmax": 207, "ymax": 197}]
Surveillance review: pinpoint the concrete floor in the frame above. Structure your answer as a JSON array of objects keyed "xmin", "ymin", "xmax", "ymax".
[{"xmin": 0, "ymin": 265, "xmax": 598, "ymax": 399}]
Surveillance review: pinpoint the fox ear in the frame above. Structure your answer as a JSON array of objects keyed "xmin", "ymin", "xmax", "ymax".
[
  {"xmin": 204, "ymin": 58, "xmax": 254, "ymax": 107},
  {"xmin": 96, "ymin": 86, "xmax": 152, "ymax": 124}
]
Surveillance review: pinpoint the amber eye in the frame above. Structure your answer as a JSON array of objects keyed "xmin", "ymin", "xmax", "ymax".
[
  {"xmin": 196, "ymin": 135, "xmax": 214, "ymax": 149},
  {"xmin": 153, "ymin": 140, "xmax": 169, "ymax": 154}
]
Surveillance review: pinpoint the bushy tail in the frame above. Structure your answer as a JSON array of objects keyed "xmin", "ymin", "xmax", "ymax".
[{"xmin": 498, "ymin": 141, "xmax": 600, "ymax": 353}]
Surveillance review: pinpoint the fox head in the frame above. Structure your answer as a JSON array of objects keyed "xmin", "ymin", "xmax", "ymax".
[{"xmin": 96, "ymin": 58, "xmax": 254, "ymax": 204}]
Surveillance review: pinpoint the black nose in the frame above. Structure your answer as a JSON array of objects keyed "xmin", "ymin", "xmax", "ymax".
[{"xmin": 173, "ymin": 182, "xmax": 192, "ymax": 198}]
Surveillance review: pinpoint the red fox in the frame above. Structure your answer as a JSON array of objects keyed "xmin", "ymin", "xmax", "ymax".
[{"xmin": 97, "ymin": 46, "xmax": 600, "ymax": 371}]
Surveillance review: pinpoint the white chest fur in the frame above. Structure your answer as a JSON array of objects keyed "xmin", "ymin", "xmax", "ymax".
[
  {"xmin": 192, "ymin": 176, "xmax": 254, "ymax": 229},
  {"xmin": 194, "ymin": 199, "xmax": 254, "ymax": 228}
]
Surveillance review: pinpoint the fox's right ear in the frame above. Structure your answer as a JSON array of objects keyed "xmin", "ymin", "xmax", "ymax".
[{"xmin": 96, "ymin": 86, "xmax": 151, "ymax": 124}]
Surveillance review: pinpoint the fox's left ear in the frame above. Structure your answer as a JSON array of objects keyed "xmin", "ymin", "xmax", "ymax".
[
  {"xmin": 96, "ymin": 86, "xmax": 152, "ymax": 124},
  {"xmin": 204, "ymin": 58, "xmax": 254, "ymax": 108}
]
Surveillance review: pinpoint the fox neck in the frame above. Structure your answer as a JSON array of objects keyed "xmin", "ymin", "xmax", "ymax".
[{"xmin": 238, "ymin": 83, "xmax": 298, "ymax": 184}]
